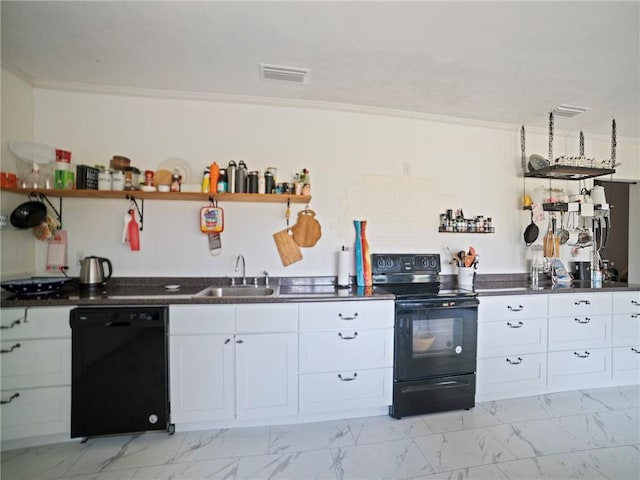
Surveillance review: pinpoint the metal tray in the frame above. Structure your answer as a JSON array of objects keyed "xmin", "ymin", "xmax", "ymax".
[{"xmin": 1, "ymin": 277, "xmax": 72, "ymax": 295}]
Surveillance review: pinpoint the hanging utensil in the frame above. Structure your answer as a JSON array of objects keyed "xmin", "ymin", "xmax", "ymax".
[
  {"xmin": 557, "ymin": 210, "xmax": 569, "ymax": 245},
  {"xmin": 523, "ymin": 210, "xmax": 539, "ymax": 246}
]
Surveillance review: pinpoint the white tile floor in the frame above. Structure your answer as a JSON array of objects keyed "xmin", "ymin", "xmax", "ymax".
[{"xmin": 2, "ymin": 385, "xmax": 638, "ymax": 480}]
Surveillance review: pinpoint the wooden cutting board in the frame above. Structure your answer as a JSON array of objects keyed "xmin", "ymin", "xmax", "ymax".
[
  {"xmin": 273, "ymin": 228, "xmax": 303, "ymax": 266},
  {"xmin": 291, "ymin": 209, "xmax": 322, "ymax": 247}
]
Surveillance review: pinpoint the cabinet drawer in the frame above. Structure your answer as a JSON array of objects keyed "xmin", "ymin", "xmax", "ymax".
[
  {"xmin": 169, "ymin": 305, "xmax": 234, "ymax": 334},
  {"xmin": 548, "ymin": 315, "xmax": 611, "ymax": 351},
  {"xmin": 477, "ymin": 317, "xmax": 547, "ymax": 358},
  {"xmin": 478, "ymin": 295, "xmax": 547, "ymax": 323},
  {"xmin": 612, "ymin": 313, "xmax": 640, "ymax": 347},
  {"xmin": 299, "ymin": 368, "xmax": 392, "ymax": 413},
  {"xmin": 547, "ymin": 348, "xmax": 611, "ymax": 387},
  {"xmin": 1, "ymin": 386, "xmax": 70, "ymax": 441},
  {"xmin": 1, "ymin": 339, "xmax": 71, "ymax": 390},
  {"xmin": 477, "ymin": 353, "xmax": 546, "ymax": 396},
  {"xmin": 548, "ymin": 293, "xmax": 612, "ymax": 317},
  {"xmin": 236, "ymin": 304, "xmax": 298, "ymax": 333},
  {"xmin": 612, "ymin": 346, "xmax": 640, "ymax": 383},
  {"xmin": 299, "ymin": 328, "xmax": 393, "ymax": 373},
  {"xmin": 299, "ymin": 301, "xmax": 394, "ymax": 331},
  {"xmin": 0, "ymin": 307, "xmax": 73, "ymax": 340},
  {"xmin": 613, "ymin": 292, "xmax": 640, "ymax": 314}
]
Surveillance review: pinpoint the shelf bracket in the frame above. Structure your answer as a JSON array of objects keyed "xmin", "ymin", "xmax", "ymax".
[
  {"xmin": 28, "ymin": 192, "xmax": 63, "ymax": 229},
  {"xmin": 126, "ymin": 195, "xmax": 144, "ymax": 231}
]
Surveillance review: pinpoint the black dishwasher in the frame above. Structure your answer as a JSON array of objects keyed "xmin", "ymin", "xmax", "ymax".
[{"xmin": 70, "ymin": 306, "xmax": 171, "ymax": 438}]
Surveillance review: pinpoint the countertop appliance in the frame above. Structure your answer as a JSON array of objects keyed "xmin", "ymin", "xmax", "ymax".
[
  {"xmin": 79, "ymin": 256, "xmax": 113, "ymax": 287},
  {"xmin": 70, "ymin": 306, "xmax": 172, "ymax": 438},
  {"xmin": 372, "ymin": 253, "xmax": 479, "ymax": 419}
]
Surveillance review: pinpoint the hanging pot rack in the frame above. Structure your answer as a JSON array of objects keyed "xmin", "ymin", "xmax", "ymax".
[{"xmin": 522, "ymin": 113, "xmax": 617, "ymax": 180}]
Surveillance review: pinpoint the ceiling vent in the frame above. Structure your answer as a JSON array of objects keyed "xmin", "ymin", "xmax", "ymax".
[
  {"xmin": 260, "ymin": 63, "xmax": 310, "ymax": 84},
  {"xmin": 552, "ymin": 104, "xmax": 591, "ymax": 118}
]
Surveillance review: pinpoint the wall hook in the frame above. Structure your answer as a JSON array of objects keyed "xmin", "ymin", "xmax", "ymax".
[{"xmin": 126, "ymin": 195, "xmax": 144, "ymax": 231}]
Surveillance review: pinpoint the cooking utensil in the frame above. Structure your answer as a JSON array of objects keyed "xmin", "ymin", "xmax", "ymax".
[
  {"xmin": 557, "ymin": 211, "xmax": 569, "ymax": 245},
  {"xmin": 291, "ymin": 208, "xmax": 322, "ymax": 247},
  {"xmin": 528, "ymin": 154, "xmax": 549, "ymax": 171},
  {"xmin": 1, "ymin": 276, "xmax": 71, "ymax": 295},
  {"xmin": 200, "ymin": 203, "xmax": 224, "ymax": 233},
  {"xmin": 10, "ymin": 200, "xmax": 47, "ymax": 229},
  {"xmin": 79, "ymin": 256, "xmax": 113, "ymax": 287},
  {"xmin": 273, "ymin": 228, "xmax": 302, "ymax": 266},
  {"xmin": 543, "ymin": 216, "xmax": 557, "ymax": 257},
  {"xmin": 523, "ymin": 210, "xmax": 539, "ymax": 246}
]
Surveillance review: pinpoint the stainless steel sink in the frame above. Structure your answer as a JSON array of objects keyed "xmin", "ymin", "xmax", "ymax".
[
  {"xmin": 277, "ymin": 285, "xmax": 338, "ymax": 296},
  {"xmin": 475, "ymin": 287, "xmax": 530, "ymax": 292},
  {"xmin": 194, "ymin": 286, "xmax": 276, "ymax": 298}
]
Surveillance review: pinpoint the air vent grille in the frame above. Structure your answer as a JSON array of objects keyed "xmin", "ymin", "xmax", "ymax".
[
  {"xmin": 260, "ymin": 64, "xmax": 310, "ymax": 84},
  {"xmin": 552, "ymin": 104, "xmax": 591, "ymax": 118}
]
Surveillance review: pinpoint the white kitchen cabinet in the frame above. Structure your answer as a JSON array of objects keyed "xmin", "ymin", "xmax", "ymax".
[
  {"xmin": 477, "ymin": 295, "xmax": 548, "ymax": 400},
  {"xmin": 611, "ymin": 291, "xmax": 640, "ymax": 384},
  {"xmin": 169, "ymin": 334, "xmax": 235, "ymax": 423},
  {"xmin": 235, "ymin": 332, "xmax": 298, "ymax": 420},
  {"xmin": 477, "ymin": 353, "xmax": 547, "ymax": 397},
  {"xmin": 547, "ymin": 348, "xmax": 611, "ymax": 388},
  {"xmin": 548, "ymin": 292, "xmax": 612, "ymax": 317},
  {"xmin": 0, "ymin": 306, "xmax": 74, "ymax": 446},
  {"xmin": 547, "ymin": 315, "xmax": 612, "ymax": 351},
  {"xmin": 169, "ymin": 304, "xmax": 298, "ymax": 424},
  {"xmin": 298, "ymin": 300, "xmax": 394, "ymax": 414}
]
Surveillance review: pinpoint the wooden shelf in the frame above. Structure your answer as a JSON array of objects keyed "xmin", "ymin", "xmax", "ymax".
[{"xmin": 0, "ymin": 187, "xmax": 311, "ymax": 204}]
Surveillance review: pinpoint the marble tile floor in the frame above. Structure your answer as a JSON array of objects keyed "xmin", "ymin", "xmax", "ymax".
[{"xmin": 2, "ymin": 385, "xmax": 638, "ymax": 480}]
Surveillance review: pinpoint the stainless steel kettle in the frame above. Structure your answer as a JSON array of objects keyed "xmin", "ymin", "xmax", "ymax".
[{"xmin": 79, "ymin": 256, "xmax": 113, "ymax": 286}]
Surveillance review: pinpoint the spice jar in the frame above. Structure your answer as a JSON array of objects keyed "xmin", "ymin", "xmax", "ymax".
[
  {"xmin": 111, "ymin": 170, "xmax": 125, "ymax": 191},
  {"xmin": 144, "ymin": 170, "xmax": 154, "ymax": 187},
  {"xmin": 97, "ymin": 167, "xmax": 112, "ymax": 191},
  {"xmin": 124, "ymin": 167, "xmax": 140, "ymax": 190}
]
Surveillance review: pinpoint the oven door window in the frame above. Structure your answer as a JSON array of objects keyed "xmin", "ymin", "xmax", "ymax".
[{"xmin": 412, "ymin": 317, "xmax": 461, "ymax": 358}]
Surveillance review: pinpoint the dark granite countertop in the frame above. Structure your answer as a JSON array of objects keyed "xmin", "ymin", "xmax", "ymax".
[{"xmin": 1, "ymin": 275, "xmax": 638, "ymax": 308}]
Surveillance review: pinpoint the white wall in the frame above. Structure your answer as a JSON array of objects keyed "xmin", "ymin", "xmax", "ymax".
[
  {"xmin": 1, "ymin": 69, "xmax": 36, "ymax": 278},
  {"xmin": 7, "ymin": 83, "xmax": 638, "ymax": 280}
]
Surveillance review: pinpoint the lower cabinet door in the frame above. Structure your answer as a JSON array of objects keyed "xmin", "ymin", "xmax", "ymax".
[
  {"xmin": 1, "ymin": 386, "xmax": 70, "ymax": 441},
  {"xmin": 169, "ymin": 335, "xmax": 235, "ymax": 423},
  {"xmin": 235, "ymin": 333, "xmax": 298, "ymax": 420},
  {"xmin": 477, "ymin": 353, "xmax": 547, "ymax": 397},
  {"xmin": 299, "ymin": 368, "xmax": 392, "ymax": 414},
  {"xmin": 612, "ymin": 346, "xmax": 640, "ymax": 384},
  {"xmin": 547, "ymin": 348, "xmax": 612, "ymax": 388}
]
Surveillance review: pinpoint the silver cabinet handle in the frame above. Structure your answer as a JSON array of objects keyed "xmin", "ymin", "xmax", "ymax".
[
  {"xmin": 574, "ymin": 300, "xmax": 591, "ymax": 305},
  {"xmin": 337, "ymin": 372, "xmax": 358, "ymax": 382},
  {"xmin": 507, "ymin": 305, "xmax": 523, "ymax": 312},
  {"xmin": 506, "ymin": 357, "xmax": 523, "ymax": 365},
  {"xmin": 1, "ymin": 393, "xmax": 20, "ymax": 405},
  {"xmin": 338, "ymin": 312, "xmax": 359, "ymax": 320},
  {"xmin": 0, "ymin": 343, "xmax": 21, "ymax": 354},
  {"xmin": 507, "ymin": 321, "xmax": 524, "ymax": 328},
  {"xmin": 574, "ymin": 351, "xmax": 591, "ymax": 358},
  {"xmin": 631, "ymin": 347, "xmax": 640, "ymax": 354},
  {"xmin": 338, "ymin": 332, "xmax": 358, "ymax": 340},
  {"xmin": 574, "ymin": 317, "xmax": 591, "ymax": 324}
]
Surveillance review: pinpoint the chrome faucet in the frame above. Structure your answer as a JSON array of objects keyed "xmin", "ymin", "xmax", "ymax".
[
  {"xmin": 263, "ymin": 270, "xmax": 270, "ymax": 287},
  {"xmin": 234, "ymin": 254, "xmax": 247, "ymax": 286}
]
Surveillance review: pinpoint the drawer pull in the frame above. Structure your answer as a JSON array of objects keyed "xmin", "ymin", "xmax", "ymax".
[
  {"xmin": 338, "ymin": 312, "xmax": 359, "ymax": 321},
  {"xmin": 574, "ymin": 317, "xmax": 591, "ymax": 324},
  {"xmin": 1, "ymin": 393, "xmax": 20, "ymax": 405},
  {"xmin": 507, "ymin": 305, "xmax": 524, "ymax": 312},
  {"xmin": 632, "ymin": 314, "xmax": 639, "ymax": 318},
  {"xmin": 337, "ymin": 373, "xmax": 358, "ymax": 382},
  {"xmin": 0, "ymin": 343, "xmax": 21, "ymax": 354},
  {"xmin": 338, "ymin": 332, "xmax": 358, "ymax": 340},
  {"xmin": 0, "ymin": 319, "xmax": 23, "ymax": 330},
  {"xmin": 224, "ymin": 338, "xmax": 231, "ymax": 344},
  {"xmin": 631, "ymin": 300, "xmax": 639, "ymax": 306},
  {"xmin": 574, "ymin": 351, "xmax": 591, "ymax": 358},
  {"xmin": 507, "ymin": 321, "xmax": 524, "ymax": 328},
  {"xmin": 574, "ymin": 300, "xmax": 591, "ymax": 305},
  {"xmin": 236, "ymin": 339, "xmax": 244, "ymax": 344},
  {"xmin": 631, "ymin": 347, "xmax": 640, "ymax": 354},
  {"xmin": 506, "ymin": 357, "xmax": 523, "ymax": 365}
]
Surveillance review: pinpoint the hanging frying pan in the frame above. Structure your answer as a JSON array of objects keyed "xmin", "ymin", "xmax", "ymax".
[
  {"xmin": 523, "ymin": 210, "xmax": 539, "ymax": 246},
  {"xmin": 10, "ymin": 200, "xmax": 47, "ymax": 229}
]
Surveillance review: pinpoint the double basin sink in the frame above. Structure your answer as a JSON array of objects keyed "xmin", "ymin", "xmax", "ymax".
[{"xmin": 194, "ymin": 284, "xmax": 339, "ymax": 298}]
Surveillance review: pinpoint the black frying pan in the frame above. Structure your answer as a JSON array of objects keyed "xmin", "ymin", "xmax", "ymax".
[
  {"xmin": 523, "ymin": 210, "xmax": 539, "ymax": 246},
  {"xmin": 9, "ymin": 201, "xmax": 47, "ymax": 229}
]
